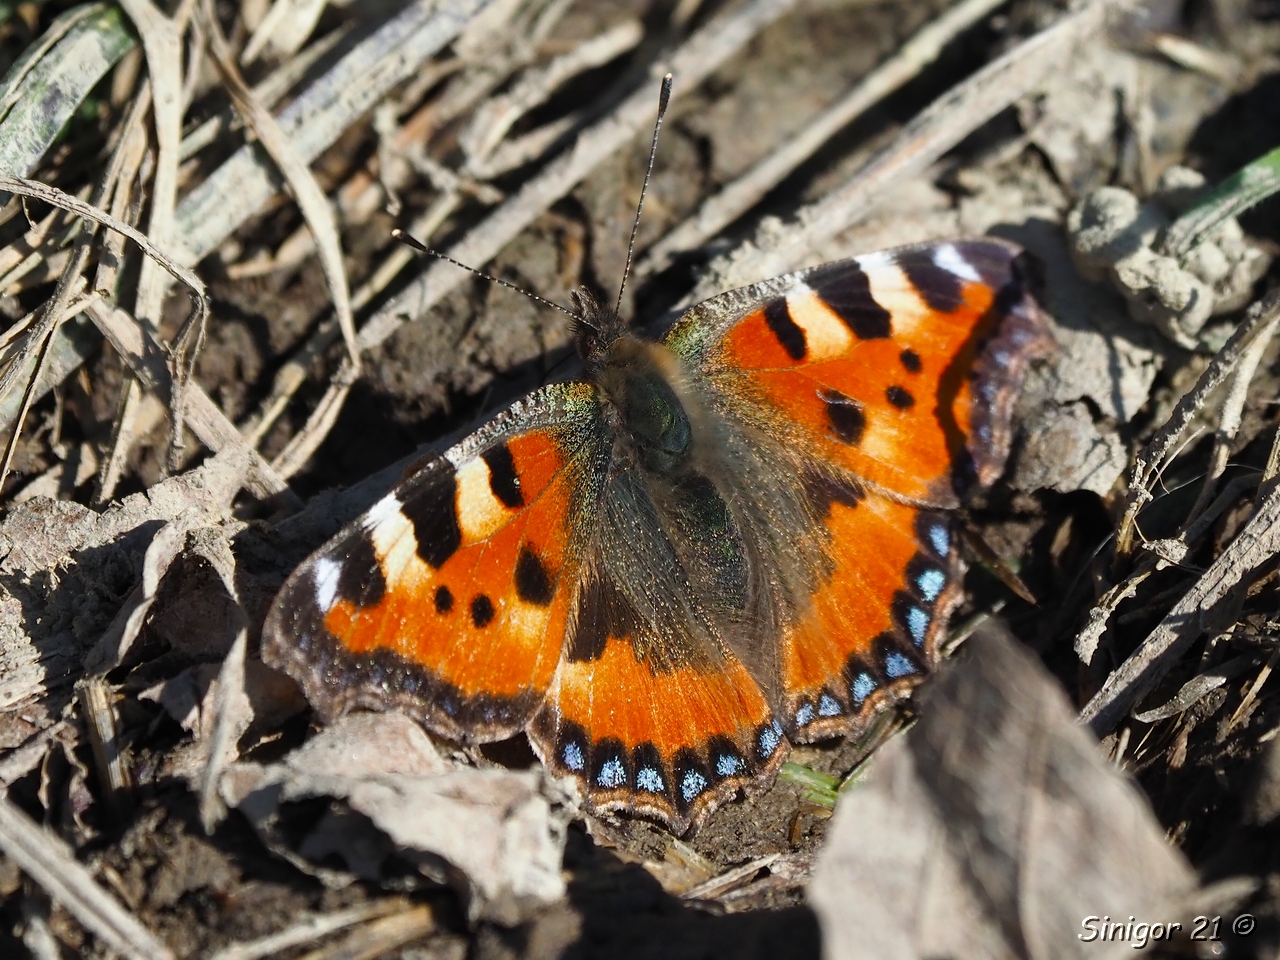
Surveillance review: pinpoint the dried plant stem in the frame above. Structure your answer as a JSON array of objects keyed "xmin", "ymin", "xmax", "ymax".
[
  {"xmin": 1115, "ymin": 289, "xmax": 1280, "ymax": 559},
  {"xmin": 84, "ymin": 299, "xmax": 293, "ymax": 501},
  {"xmin": 207, "ymin": 901, "xmax": 410, "ymax": 960},
  {"xmin": 253, "ymin": 0, "xmax": 802, "ymax": 477},
  {"xmin": 635, "ymin": 0, "xmax": 1008, "ymax": 280},
  {"xmin": 115, "ymin": 0, "xmax": 196, "ymax": 332},
  {"xmin": 687, "ymin": 0, "xmax": 1125, "ymax": 300},
  {"xmin": 1183, "ymin": 318, "xmax": 1276, "ymax": 525},
  {"xmin": 1082, "ymin": 472, "xmax": 1280, "ymax": 736},
  {"xmin": 0, "ymin": 794, "xmax": 175, "ymax": 960},
  {"xmin": 94, "ymin": 378, "xmax": 144, "ymax": 504},
  {"xmin": 200, "ymin": 0, "xmax": 359, "ymax": 371},
  {"xmin": 363, "ymin": 0, "xmax": 801, "ymax": 350}
]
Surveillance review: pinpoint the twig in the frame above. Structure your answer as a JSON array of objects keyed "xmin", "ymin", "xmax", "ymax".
[
  {"xmin": 634, "ymin": 0, "xmax": 1009, "ymax": 280},
  {"xmin": 83, "ymin": 299, "xmax": 295, "ymax": 501},
  {"xmin": 686, "ymin": 0, "xmax": 1127, "ymax": 301},
  {"xmin": 265, "ymin": 0, "xmax": 801, "ymax": 475},
  {"xmin": 0, "ymin": 793, "xmax": 175, "ymax": 960},
  {"xmin": 200, "ymin": 0, "xmax": 359, "ymax": 371},
  {"xmin": 173, "ymin": 0, "xmax": 493, "ymax": 265},
  {"xmin": 1081, "ymin": 475, "xmax": 1280, "ymax": 736},
  {"xmin": 460, "ymin": 18, "xmax": 645, "ymax": 171},
  {"xmin": 1183, "ymin": 313, "xmax": 1277, "ymax": 523},
  {"xmin": 1115, "ymin": 288, "xmax": 1280, "ymax": 559},
  {"xmin": 206, "ymin": 901, "xmax": 409, "ymax": 960}
]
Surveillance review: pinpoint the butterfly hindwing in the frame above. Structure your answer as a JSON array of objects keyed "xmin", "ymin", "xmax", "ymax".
[{"xmin": 262, "ymin": 382, "xmax": 605, "ymax": 743}]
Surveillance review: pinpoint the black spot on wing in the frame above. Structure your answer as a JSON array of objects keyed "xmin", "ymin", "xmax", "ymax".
[
  {"xmin": 803, "ymin": 471, "xmax": 864, "ymax": 519},
  {"xmin": 470, "ymin": 594, "xmax": 495, "ymax": 628},
  {"xmin": 401, "ymin": 463, "xmax": 462, "ymax": 569},
  {"xmin": 896, "ymin": 247, "xmax": 964, "ymax": 313},
  {"xmin": 515, "ymin": 545, "xmax": 554, "ymax": 606},
  {"xmin": 819, "ymin": 388, "xmax": 865, "ymax": 444},
  {"xmin": 899, "ymin": 348, "xmax": 922, "ymax": 373},
  {"xmin": 762, "ymin": 298, "xmax": 806, "ymax": 361},
  {"xmin": 434, "ymin": 585, "xmax": 453, "ymax": 613},
  {"xmin": 335, "ymin": 534, "xmax": 386, "ymax": 608},
  {"xmin": 808, "ymin": 261, "xmax": 891, "ymax": 340},
  {"xmin": 568, "ymin": 575, "xmax": 629, "ymax": 662},
  {"xmin": 482, "ymin": 444, "xmax": 524, "ymax": 508},
  {"xmin": 886, "ymin": 385, "xmax": 914, "ymax": 409}
]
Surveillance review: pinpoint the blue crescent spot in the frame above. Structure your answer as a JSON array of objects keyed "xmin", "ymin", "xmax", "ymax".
[
  {"xmin": 818, "ymin": 694, "xmax": 842, "ymax": 717},
  {"xmin": 917, "ymin": 568, "xmax": 946, "ymax": 602},
  {"xmin": 561, "ymin": 741, "xmax": 584, "ymax": 772},
  {"xmin": 758, "ymin": 723, "xmax": 782, "ymax": 758},
  {"xmin": 795, "ymin": 703, "xmax": 815, "ymax": 727},
  {"xmin": 636, "ymin": 767, "xmax": 664, "ymax": 793},
  {"xmin": 716, "ymin": 753, "xmax": 742, "ymax": 777},
  {"xmin": 885, "ymin": 652, "xmax": 917, "ymax": 678},
  {"xmin": 597, "ymin": 757, "xmax": 625, "ymax": 788},
  {"xmin": 681, "ymin": 770, "xmax": 708, "ymax": 802},
  {"xmin": 929, "ymin": 523, "xmax": 950, "ymax": 557},
  {"xmin": 907, "ymin": 606, "xmax": 930, "ymax": 646},
  {"xmin": 851, "ymin": 672, "xmax": 876, "ymax": 704}
]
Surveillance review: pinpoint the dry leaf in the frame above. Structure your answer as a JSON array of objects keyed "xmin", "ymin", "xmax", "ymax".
[
  {"xmin": 809, "ymin": 623, "xmax": 1197, "ymax": 960},
  {"xmin": 219, "ymin": 713, "xmax": 572, "ymax": 925}
]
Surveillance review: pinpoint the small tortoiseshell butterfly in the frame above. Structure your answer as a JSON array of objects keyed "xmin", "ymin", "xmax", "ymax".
[{"xmin": 263, "ymin": 82, "xmax": 1050, "ymax": 834}]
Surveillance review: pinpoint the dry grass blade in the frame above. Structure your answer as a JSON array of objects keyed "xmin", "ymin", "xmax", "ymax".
[
  {"xmin": 0, "ymin": 177, "xmax": 209, "ymax": 365},
  {"xmin": 361, "ymin": 0, "xmax": 800, "ymax": 353},
  {"xmin": 0, "ymin": 793, "xmax": 175, "ymax": 959},
  {"xmin": 174, "ymin": 0, "xmax": 493, "ymax": 266},
  {"xmin": 635, "ymin": 0, "xmax": 1008, "ymax": 281},
  {"xmin": 265, "ymin": 0, "xmax": 802, "ymax": 476},
  {"xmin": 199, "ymin": 0, "xmax": 359, "ymax": 371},
  {"xmin": 206, "ymin": 901, "xmax": 410, "ymax": 960},
  {"xmin": 293, "ymin": 905, "xmax": 435, "ymax": 960},
  {"xmin": 0, "ymin": 5, "xmax": 135, "ymax": 176},
  {"xmin": 688, "ymin": 0, "xmax": 1125, "ymax": 299},
  {"xmin": 1082, "ymin": 394, "xmax": 1280, "ymax": 735},
  {"xmin": 84, "ymin": 299, "xmax": 293, "ymax": 500},
  {"xmin": 1115, "ymin": 288, "xmax": 1280, "ymax": 559}
]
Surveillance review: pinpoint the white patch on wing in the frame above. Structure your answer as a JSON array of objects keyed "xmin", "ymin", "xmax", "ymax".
[
  {"xmin": 361, "ymin": 492, "xmax": 403, "ymax": 531},
  {"xmin": 455, "ymin": 455, "xmax": 510, "ymax": 543},
  {"xmin": 367, "ymin": 506, "xmax": 418, "ymax": 586},
  {"xmin": 933, "ymin": 243, "xmax": 982, "ymax": 283},
  {"xmin": 787, "ymin": 286, "xmax": 852, "ymax": 360},
  {"xmin": 313, "ymin": 557, "xmax": 342, "ymax": 612},
  {"xmin": 855, "ymin": 251, "xmax": 930, "ymax": 338}
]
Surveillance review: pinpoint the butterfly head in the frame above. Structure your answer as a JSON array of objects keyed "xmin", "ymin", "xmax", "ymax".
[{"xmin": 571, "ymin": 287, "xmax": 629, "ymax": 373}]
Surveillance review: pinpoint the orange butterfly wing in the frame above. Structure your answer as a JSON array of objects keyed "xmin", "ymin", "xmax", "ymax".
[
  {"xmin": 263, "ymin": 384, "xmax": 602, "ymax": 743},
  {"xmin": 667, "ymin": 239, "xmax": 1049, "ymax": 740}
]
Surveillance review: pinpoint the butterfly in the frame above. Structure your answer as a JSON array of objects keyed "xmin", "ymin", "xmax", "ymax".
[{"xmin": 262, "ymin": 231, "xmax": 1050, "ymax": 833}]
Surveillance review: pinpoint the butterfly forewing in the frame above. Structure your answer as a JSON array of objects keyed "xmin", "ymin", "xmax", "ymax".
[{"xmin": 263, "ymin": 382, "xmax": 605, "ymax": 743}]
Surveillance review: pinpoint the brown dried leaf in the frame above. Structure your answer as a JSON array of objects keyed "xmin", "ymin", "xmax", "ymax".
[
  {"xmin": 220, "ymin": 713, "xmax": 572, "ymax": 925},
  {"xmin": 809, "ymin": 624, "xmax": 1197, "ymax": 960}
]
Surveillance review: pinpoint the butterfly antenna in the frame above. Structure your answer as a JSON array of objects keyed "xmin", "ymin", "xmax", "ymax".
[
  {"xmin": 391, "ymin": 229, "xmax": 576, "ymax": 319},
  {"xmin": 614, "ymin": 73, "xmax": 673, "ymax": 315}
]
